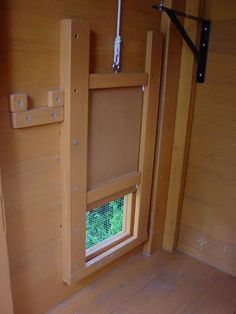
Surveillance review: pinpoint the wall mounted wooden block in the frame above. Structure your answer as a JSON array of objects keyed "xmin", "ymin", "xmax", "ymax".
[
  {"xmin": 11, "ymin": 107, "xmax": 64, "ymax": 129},
  {"xmin": 9, "ymin": 90, "xmax": 64, "ymax": 128},
  {"xmin": 9, "ymin": 93, "xmax": 28, "ymax": 112},
  {"xmin": 48, "ymin": 90, "xmax": 64, "ymax": 107}
]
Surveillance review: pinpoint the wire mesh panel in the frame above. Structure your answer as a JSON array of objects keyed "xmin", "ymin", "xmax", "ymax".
[{"xmin": 86, "ymin": 197, "xmax": 124, "ymax": 249}]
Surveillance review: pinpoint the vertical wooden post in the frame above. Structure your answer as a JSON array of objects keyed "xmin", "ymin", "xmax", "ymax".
[
  {"xmin": 163, "ymin": 0, "xmax": 201, "ymax": 252},
  {"xmin": 60, "ymin": 20, "xmax": 90, "ymax": 284},
  {"xmin": 0, "ymin": 171, "xmax": 14, "ymax": 314},
  {"xmin": 143, "ymin": 0, "xmax": 189, "ymax": 254},
  {"xmin": 134, "ymin": 31, "xmax": 163, "ymax": 239}
]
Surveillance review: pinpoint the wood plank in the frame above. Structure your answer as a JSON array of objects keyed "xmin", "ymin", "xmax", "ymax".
[
  {"xmin": 162, "ymin": 0, "xmax": 201, "ymax": 252},
  {"xmin": 123, "ymin": 192, "xmax": 136, "ymax": 235},
  {"xmin": 0, "ymin": 171, "xmax": 14, "ymax": 314},
  {"xmin": 48, "ymin": 251, "xmax": 236, "ymax": 314},
  {"xmin": 87, "ymin": 172, "xmax": 141, "ymax": 206},
  {"xmin": 178, "ymin": 224, "xmax": 236, "ymax": 276},
  {"xmin": 9, "ymin": 93, "xmax": 28, "ymax": 112},
  {"xmin": 89, "ymin": 73, "xmax": 148, "ymax": 89},
  {"xmin": 87, "ymin": 186, "xmax": 136, "ymax": 211},
  {"xmin": 0, "ymin": 1, "xmax": 161, "ymax": 313},
  {"xmin": 143, "ymin": 0, "xmax": 186, "ymax": 254},
  {"xmin": 86, "ymin": 231, "xmax": 130, "ymax": 261},
  {"xmin": 88, "ymin": 87, "xmax": 143, "ymax": 190},
  {"xmin": 60, "ymin": 20, "xmax": 90, "ymax": 284},
  {"xmin": 178, "ymin": 0, "xmax": 236, "ymax": 276},
  {"xmin": 204, "ymin": 0, "xmax": 236, "ymax": 20},
  {"xmin": 10, "ymin": 106, "xmax": 64, "ymax": 128},
  {"xmin": 72, "ymin": 234, "xmax": 148, "ymax": 283},
  {"xmin": 112, "ymin": 252, "xmax": 236, "ymax": 314},
  {"xmin": 134, "ymin": 31, "xmax": 163, "ymax": 239}
]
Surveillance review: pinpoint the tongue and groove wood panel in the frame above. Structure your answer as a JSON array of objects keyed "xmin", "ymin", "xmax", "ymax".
[
  {"xmin": 178, "ymin": 0, "xmax": 236, "ymax": 276},
  {"xmin": 0, "ymin": 0, "xmax": 160, "ymax": 313}
]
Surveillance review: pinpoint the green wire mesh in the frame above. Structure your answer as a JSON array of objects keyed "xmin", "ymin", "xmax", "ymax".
[{"xmin": 86, "ymin": 197, "xmax": 124, "ymax": 249}]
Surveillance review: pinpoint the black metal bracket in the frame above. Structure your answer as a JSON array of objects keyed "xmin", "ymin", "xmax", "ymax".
[{"xmin": 152, "ymin": 3, "xmax": 211, "ymax": 83}]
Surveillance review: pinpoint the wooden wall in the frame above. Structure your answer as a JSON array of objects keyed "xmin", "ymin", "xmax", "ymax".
[
  {"xmin": 178, "ymin": 0, "xmax": 236, "ymax": 276},
  {"xmin": 0, "ymin": 1, "xmax": 160, "ymax": 313}
]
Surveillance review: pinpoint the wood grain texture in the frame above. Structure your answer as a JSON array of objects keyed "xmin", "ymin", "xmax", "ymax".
[
  {"xmin": 67, "ymin": 28, "xmax": 162, "ymax": 283},
  {"xmin": 0, "ymin": 171, "xmax": 14, "ymax": 314},
  {"xmin": 143, "ymin": 0, "xmax": 187, "ymax": 253},
  {"xmin": 87, "ymin": 172, "xmax": 141, "ymax": 205},
  {"xmin": 134, "ymin": 31, "xmax": 163, "ymax": 239},
  {"xmin": 162, "ymin": 0, "xmax": 200, "ymax": 252},
  {"xmin": 48, "ymin": 250, "xmax": 236, "ymax": 314},
  {"xmin": 60, "ymin": 20, "xmax": 90, "ymax": 284},
  {"xmin": 178, "ymin": 0, "xmax": 236, "ymax": 276},
  {"xmin": 88, "ymin": 87, "xmax": 143, "ymax": 190},
  {"xmin": 10, "ymin": 106, "xmax": 64, "ymax": 128},
  {"xmin": 0, "ymin": 1, "xmax": 160, "ymax": 312},
  {"xmin": 89, "ymin": 73, "xmax": 148, "ymax": 89}
]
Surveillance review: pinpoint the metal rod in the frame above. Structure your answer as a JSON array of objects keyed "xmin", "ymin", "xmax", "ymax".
[
  {"xmin": 116, "ymin": 0, "xmax": 121, "ymax": 37},
  {"xmin": 113, "ymin": 0, "xmax": 122, "ymax": 73}
]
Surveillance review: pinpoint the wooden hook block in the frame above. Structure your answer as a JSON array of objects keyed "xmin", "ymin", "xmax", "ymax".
[
  {"xmin": 9, "ymin": 90, "xmax": 64, "ymax": 129},
  {"xmin": 48, "ymin": 90, "xmax": 64, "ymax": 107},
  {"xmin": 9, "ymin": 93, "xmax": 28, "ymax": 112},
  {"xmin": 11, "ymin": 107, "xmax": 64, "ymax": 129}
]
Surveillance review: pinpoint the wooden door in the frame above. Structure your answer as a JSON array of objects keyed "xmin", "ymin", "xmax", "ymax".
[{"xmin": 60, "ymin": 20, "xmax": 163, "ymax": 284}]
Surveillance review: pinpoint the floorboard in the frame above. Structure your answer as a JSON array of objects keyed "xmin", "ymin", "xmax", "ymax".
[{"xmin": 48, "ymin": 250, "xmax": 236, "ymax": 314}]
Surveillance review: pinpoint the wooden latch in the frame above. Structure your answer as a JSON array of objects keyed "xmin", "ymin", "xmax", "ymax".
[{"xmin": 9, "ymin": 90, "xmax": 64, "ymax": 128}]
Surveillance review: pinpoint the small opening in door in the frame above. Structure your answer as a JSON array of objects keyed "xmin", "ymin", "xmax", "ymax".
[{"xmin": 86, "ymin": 197, "xmax": 124, "ymax": 249}]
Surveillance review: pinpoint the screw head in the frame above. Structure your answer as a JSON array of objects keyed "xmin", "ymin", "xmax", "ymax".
[
  {"xmin": 51, "ymin": 112, "xmax": 56, "ymax": 118},
  {"xmin": 55, "ymin": 96, "xmax": 61, "ymax": 103},
  {"xmin": 18, "ymin": 99, "xmax": 23, "ymax": 108},
  {"xmin": 72, "ymin": 138, "xmax": 79, "ymax": 145}
]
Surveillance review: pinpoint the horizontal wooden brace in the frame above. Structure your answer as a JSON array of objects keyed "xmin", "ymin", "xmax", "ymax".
[
  {"xmin": 69, "ymin": 232, "xmax": 148, "ymax": 284},
  {"xmin": 87, "ymin": 186, "xmax": 136, "ymax": 211},
  {"xmin": 89, "ymin": 73, "xmax": 148, "ymax": 89},
  {"xmin": 11, "ymin": 107, "xmax": 64, "ymax": 129},
  {"xmin": 87, "ymin": 172, "xmax": 141, "ymax": 206},
  {"xmin": 86, "ymin": 231, "xmax": 130, "ymax": 261}
]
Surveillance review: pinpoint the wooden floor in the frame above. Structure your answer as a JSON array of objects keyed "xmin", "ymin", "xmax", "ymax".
[{"xmin": 49, "ymin": 250, "xmax": 236, "ymax": 314}]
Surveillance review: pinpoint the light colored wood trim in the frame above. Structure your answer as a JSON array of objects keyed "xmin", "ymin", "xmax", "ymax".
[
  {"xmin": 143, "ymin": 0, "xmax": 188, "ymax": 254},
  {"xmin": 162, "ymin": 0, "xmax": 201, "ymax": 252},
  {"xmin": 10, "ymin": 106, "xmax": 64, "ymax": 128},
  {"xmin": 124, "ymin": 192, "xmax": 136, "ymax": 235},
  {"xmin": 60, "ymin": 19, "xmax": 90, "ymax": 284},
  {"xmin": 134, "ymin": 31, "xmax": 164, "ymax": 239},
  {"xmin": 70, "ymin": 233, "xmax": 148, "ymax": 284},
  {"xmin": 48, "ymin": 90, "xmax": 64, "ymax": 107},
  {"xmin": 87, "ymin": 186, "xmax": 136, "ymax": 211},
  {"xmin": 9, "ymin": 93, "xmax": 28, "ymax": 112},
  {"xmin": 87, "ymin": 172, "xmax": 141, "ymax": 206},
  {"xmin": 89, "ymin": 73, "xmax": 148, "ymax": 89},
  {"xmin": 86, "ymin": 231, "xmax": 130, "ymax": 261},
  {"xmin": 0, "ymin": 171, "xmax": 14, "ymax": 314},
  {"xmin": 86, "ymin": 192, "xmax": 136, "ymax": 262}
]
